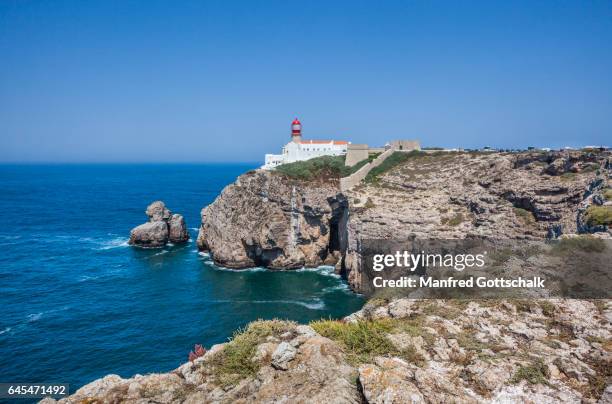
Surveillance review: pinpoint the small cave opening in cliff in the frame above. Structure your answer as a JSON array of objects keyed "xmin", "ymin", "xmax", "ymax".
[
  {"xmin": 327, "ymin": 195, "xmax": 349, "ymax": 274},
  {"xmin": 242, "ymin": 241, "xmax": 283, "ymax": 267}
]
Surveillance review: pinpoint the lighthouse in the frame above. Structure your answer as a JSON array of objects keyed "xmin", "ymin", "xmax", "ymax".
[
  {"xmin": 261, "ymin": 117, "xmax": 349, "ymax": 169},
  {"xmin": 291, "ymin": 118, "xmax": 302, "ymax": 142}
]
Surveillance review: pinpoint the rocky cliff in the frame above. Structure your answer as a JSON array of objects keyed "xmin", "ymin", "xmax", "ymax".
[
  {"xmin": 196, "ymin": 170, "xmax": 348, "ymax": 269},
  {"xmin": 197, "ymin": 150, "xmax": 610, "ymax": 292},
  {"xmin": 45, "ymin": 150, "xmax": 611, "ymax": 404},
  {"xmin": 42, "ymin": 299, "xmax": 611, "ymax": 403}
]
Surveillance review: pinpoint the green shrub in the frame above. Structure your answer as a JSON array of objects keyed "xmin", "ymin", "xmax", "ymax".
[
  {"xmin": 584, "ymin": 205, "xmax": 612, "ymax": 226},
  {"xmin": 581, "ymin": 163, "xmax": 600, "ymax": 173},
  {"xmin": 365, "ymin": 151, "xmax": 424, "ymax": 183},
  {"xmin": 560, "ymin": 172, "xmax": 577, "ymax": 181},
  {"xmin": 441, "ymin": 213, "xmax": 464, "ymax": 226},
  {"xmin": 513, "ymin": 207, "xmax": 535, "ymax": 224},
  {"xmin": 603, "ymin": 188, "xmax": 612, "ymax": 200},
  {"xmin": 510, "ymin": 360, "xmax": 549, "ymax": 385},
  {"xmin": 551, "ymin": 235, "xmax": 606, "ymax": 255},
  {"xmin": 310, "ymin": 318, "xmax": 427, "ymax": 366},
  {"xmin": 275, "ymin": 155, "xmax": 351, "ymax": 180},
  {"xmin": 311, "ymin": 319, "xmax": 395, "ymax": 363},
  {"xmin": 209, "ymin": 320, "xmax": 294, "ymax": 387}
]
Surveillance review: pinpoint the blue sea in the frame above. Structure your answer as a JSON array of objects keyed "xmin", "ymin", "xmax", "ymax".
[{"xmin": 0, "ymin": 164, "xmax": 364, "ymax": 394}]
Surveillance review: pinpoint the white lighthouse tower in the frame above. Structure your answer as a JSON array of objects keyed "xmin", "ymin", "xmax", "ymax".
[{"xmin": 291, "ymin": 118, "xmax": 302, "ymax": 142}]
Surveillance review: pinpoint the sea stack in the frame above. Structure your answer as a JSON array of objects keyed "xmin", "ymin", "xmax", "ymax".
[{"xmin": 129, "ymin": 201, "xmax": 189, "ymax": 247}]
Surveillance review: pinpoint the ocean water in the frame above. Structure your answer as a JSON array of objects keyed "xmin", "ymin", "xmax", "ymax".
[{"xmin": 0, "ymin": 164, "xmax": 364, "ymax": 393}]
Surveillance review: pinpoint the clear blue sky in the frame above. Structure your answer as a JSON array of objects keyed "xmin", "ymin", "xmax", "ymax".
[{"xmin": 1, "ymin": 1, "xmax": 611, "ymax": 162}]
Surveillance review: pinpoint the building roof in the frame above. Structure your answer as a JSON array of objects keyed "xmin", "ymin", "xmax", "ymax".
[{"xmin": 299, "ymin": 140, "xmax": 348, "ymax": 145}]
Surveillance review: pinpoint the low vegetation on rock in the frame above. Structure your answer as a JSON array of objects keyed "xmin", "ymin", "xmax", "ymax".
[
  {"xmin": 275, "ymin": 154, "xmax": 375, "ymax": 180},
  {"xmin": 208, "ymin": 319, "xmax": 295, "ymax": 387},
  {"xmin": 365, "ymin": 150, "xmax": 423, "ymax": 184},
  {"xmin": 43, "ymin": 299, "xmax": 611, "ymax": 403},
  {"xmin": 513, "ymin": 207, "xmax": 535, "ymax": 225},
  {"xmin": 275, "ymin": 155, "xmax": 349, "ymax": 180},
  {"xmin": 584, "ymin": 205, "xmax": 612, "ymax": 226}
]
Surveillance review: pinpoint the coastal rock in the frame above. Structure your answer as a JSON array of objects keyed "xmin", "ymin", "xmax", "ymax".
[
  {"xmin": 195, "ymin": 150, "xmax": 609, "ymax": 291},
  {"xmin": 271, "ymin": 341, "xmax": 297, "ymax": 370},
  {"xmin": 146, "ymin": 200, "xmax": 171, "ymax": 222},
  {"xmin": 129, "ymin": 221, "xmax": 169, "ymax": 248},
  {"xmin": 197, "ymin": 170, "xmax": 346, "ymax": 269},
  {"xmin": 343, "ymin": 150, "xmax": 610, "ymax": 292},
  {"xmin": 44, "ymin": 299, "xmax": 611, "ymax": 403},
  {"xmin": 168, "ymin": 214, "xmax": 189, "ymax": 243},
  {"xmin": 129, "ymin": 201, "xmax": 188, "ymax": 247}
]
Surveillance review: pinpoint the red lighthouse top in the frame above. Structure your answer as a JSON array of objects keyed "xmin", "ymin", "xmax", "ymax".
[{"xmin": 291, "ymin": 117, "xmax": 302, "ymax": 138}]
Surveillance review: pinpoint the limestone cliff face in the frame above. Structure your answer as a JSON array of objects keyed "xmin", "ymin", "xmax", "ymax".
[
  {"xmin": 342, "ymin": 150, "xmax": 611, "ymax": 293},
  {"xmin": 197, "ymin": 170, "xmax": 348, "ymax": 269},
  {"xmin": 197, "ymin": 151, "xmax": 610, "ymax": 293}
]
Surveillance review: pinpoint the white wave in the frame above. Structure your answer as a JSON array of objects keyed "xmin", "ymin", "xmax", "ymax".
[
  {"xmin": 0, "ymin": 327, "xmax": 12, "ymax": 335},
  {"xmin": 251, "ymin": 299, "xmax": 325, "ymax": 310},
  {"xmin": 210, "ymin": 299, "xmax": 326, "ymax": 310},
  {"xmin": 190, "ymin": 227, "xmax": 200, "ymax": 231},
  {"xmin": 296, "ymin": 266, "xmax": 340, "ymax": 278},
  {"xmin": 151, "ymin": 250, "xmax": 169, "ymax": 257},
  {"xmin": 78, "ymin": 275, "xmax": 101, "ymax": 282},
  {"xmin": 97, "ymin": 237, "xmax": 129, "ymax": 250},
  {"xmin": 0, "ymin": 235, "xmax": 21, "ymax": 240},
  {"xmin": 322, "ymin": 283, "xmax": 351, "ymax": 293},
  {"xmin": 27, "ymin": 313, "xmax": 43, "ymax": 322},
  {"xmin": 205, "ymin": 262, "xmax": 266, "ymax": 272}
]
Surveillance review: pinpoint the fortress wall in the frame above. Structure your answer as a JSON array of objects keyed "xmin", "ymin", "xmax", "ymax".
[
  {"xmin": 345, "ymin": 144, "xmax": 370, "ymax": 166},
  {"xmin": 340, "ymin": 147, "xmax": 396, "ymax": 191}
]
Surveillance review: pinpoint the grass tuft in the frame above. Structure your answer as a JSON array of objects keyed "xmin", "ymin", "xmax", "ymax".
[
  {"xmin": 365, "ymin": 151, "xmax": 424, "ymax": 184},
  {"xmin": 510, "ymin": 359, "xmax": 550, "ymax": 385},
  {"xmin": 513, "ymin": 207, "xmax": 535, "ymax": 225},
  {"xmin": 584, "ymin": 205, "xmax": 612, "ymax": 227},
  {"xmin": 310, "ymin": 318, "xmax": 426, "ymax": 366},
  {"xmin": 209, "ymin": 319, "xmax": 294, "ymax": 387},
  {"xmin": 551, "ymin": 235, "xmax": 606, "ymax": 255}
]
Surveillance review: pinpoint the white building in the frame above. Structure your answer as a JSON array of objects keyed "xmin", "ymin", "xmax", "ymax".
[{"xmin": 262, "ymin": 118, "xmax": 349, "ymax": 169}]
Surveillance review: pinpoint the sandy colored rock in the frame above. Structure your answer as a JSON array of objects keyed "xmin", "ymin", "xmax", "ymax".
[
  {"xmin": 129, "ymin": 221, "xmax": 169, "ymax": 247},
  {"xmin": 168, "ymin": 214, "xmax": 189, "ymax": 243},
  {"xmin": 129, "ymin": 201, "xmax": 188, "ymax": 247}
]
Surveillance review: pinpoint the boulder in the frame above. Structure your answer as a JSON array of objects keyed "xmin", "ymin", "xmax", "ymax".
[
  {"xmin": 129, "ymin": 221, "xmax": 169, "ymax": 248},
  {"xmin": 168, "ymin": 214, "xmax": 189, "ymax": 243},
  {"xmin": 129, "ymin": 201, "xmax": 188, "ymax": 247},
  {"xmin": 146, "ymin": 201, "xmax": 171, "ymax": 222}
]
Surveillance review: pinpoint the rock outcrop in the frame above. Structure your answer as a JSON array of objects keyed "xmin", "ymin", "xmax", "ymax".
[
  {"xmin": 342, "ymin": 150, "xmax": 611, "ymax": 292},
  {"xmin": 196, "ymin": 150, "xmax": 610, "ymax": 293},
  {"xmin": 41, "ymin": 151, "xmax": 612, "ymax": 404},
  {"xmin": 197, "ymin": 170, "xmax": 347, "ymax": 269},
  {"xmin": 129, "ymin": 201, "xmax": 189, "ymax": 247},
  {"xmin": 41, "ymin": 299, "xmax": 611, "ymax": 403}
]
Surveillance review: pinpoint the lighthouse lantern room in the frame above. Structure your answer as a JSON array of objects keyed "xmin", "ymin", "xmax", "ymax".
[{"xmin": 291, "ymin": 118, "xmax": 302, "ymax": 142}]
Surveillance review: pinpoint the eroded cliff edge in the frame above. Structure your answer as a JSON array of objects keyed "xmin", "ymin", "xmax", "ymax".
[
  {"xmin": 42, "ymin": 150, "xmax": 612, "ymax": 404},
  {"xmin": 198, "ymin": 150, "xmax": 611, "ymax": 294},
  {"xmin": 196, "ymin": 170, "xmax": 348, "ymax": 269}
]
